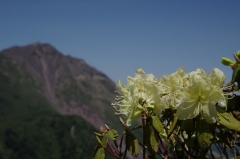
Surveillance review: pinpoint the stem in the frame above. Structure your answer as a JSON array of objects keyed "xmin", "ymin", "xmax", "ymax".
[
  {"xmin": 102, "ymin": 146, "xmax": 120, "ymax": 159},
  {"xmin": 123, "ymin": 145, "xmax": 127, "ymax": 159},
  {"xmin": 108, "ymin": 141, "xmax": 116, "ymax": 154},
  {"xmin": 233, "ymin": 131, "xmax": 237, "ymax": 159},
  {"xmin": 209, "ymin": 147, "xmax": 215, "ymax": 159},
  {"xmin": 119, "ymin": 134, "xmax": 124, "ymax": 157},
  {"xmin": 180, "ymin": 143, "xmax": 196, "ymax": 158},
  {"xmin": 142, "ymin": 112, "xmax": 146, "ymax": 159},
  {"xmin": 168, "ymin": 135, "xmax": 178, "ymax": 159},
  {"xmin": 157, "ymin": 131, "xmax": 168, "ymax": 155},
  {"xmin": 215, "ymin": 143, "xmax": 223, "ymax": 159},
  {"xmin": 218, "ymin": 125, "xmax": 229, "ymax": 159},
  {"xmin": 157, "ymin": 145, "xmax": 163, "ymax": 156},
  {"xmin": 157, "ymin": 148, "xmax": 166, "ymax": 159},
  {"xmin": 223, "ymin": 144, "xmax": 229, "ymax": 159},
  {"xmin": 114, "ymin": 140, "xmax": 120, "ymax": 153}
]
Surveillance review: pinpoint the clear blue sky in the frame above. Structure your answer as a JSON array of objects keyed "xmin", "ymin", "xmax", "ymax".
[{"xmin": 1, "ymin": 1, "xmax": 240, "ymax": 83}]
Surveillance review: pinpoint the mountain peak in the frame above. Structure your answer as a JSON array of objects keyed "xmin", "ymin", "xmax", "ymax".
[
  {"xmin": 27, "ymin": 42, "xmax": 59, "ymax": 55},
  {"xmin": 0, "ymin": 43, "xmax": 117, "ymax": 128},
  {"xmin": 31, "ymin": 41, "xmax": 41, "ymax": 46}
]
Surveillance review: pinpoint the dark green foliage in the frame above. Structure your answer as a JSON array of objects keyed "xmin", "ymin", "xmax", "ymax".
[
  {"xmin": 92, "ymin": 145, "xmax": 105, "ymax": 159},
  {"xmin": 1, "ymin": 116, "xmax": 96, "ymax": 159},
  {"xmin": 146, "ymin": 121, "xmax": 159, "ymax": 156},
  {"xmin": 0, "ymin": 55, "xmax": 96, "ymax": 159},
  {"xmin": 151, "ymin": 116, "xmax": 164, "ymax": 134},
  {"xmin": 196, "ymin": 115, "xmax": 212, "ymax": 154},
  {"xmin": 126, "ymin": 133, "xmax": 139, "ymax": 157}
]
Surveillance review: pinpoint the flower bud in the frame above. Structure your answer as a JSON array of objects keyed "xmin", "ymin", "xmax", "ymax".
[
  {"xmin": 94, "ymin": 132, "xmax": 103, "ymax": 136},
  {"xmin": 105, "ymin": 124, "xmax": 110, "ymax": 131},
  {"xmin": 233, "ymin": 53, "xmax": 240, "ymax": 63},
  {"xmin": 236, "ymin": 50, "xmax": 240, "ymax": 59},
  {"xmin": 221, "ymin": 57, "xmax": 235, "ymax": 66},
  {"xmin": 100, "ymin": 125, "xmax": 106, "ymax": 133}
]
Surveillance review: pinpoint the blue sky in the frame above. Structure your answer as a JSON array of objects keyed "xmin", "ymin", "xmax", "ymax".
[{"xmin": 0, "ymin": 1, "xmax": 240, "ymax": 83}]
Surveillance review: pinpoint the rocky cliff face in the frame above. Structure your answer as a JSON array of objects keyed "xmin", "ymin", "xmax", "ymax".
[{"xmin": 0, "ymin": 42, "xmax": 117, "ymax": 128}]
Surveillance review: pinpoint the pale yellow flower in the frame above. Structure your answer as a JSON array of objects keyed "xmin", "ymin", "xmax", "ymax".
[
  {"xmin": 159, "ymin": 67, "xmax": 185, "ymax": 109},
  {"xmin": 112, "ymin": 68, "xmax": 167, "ymax": 126},
  {"xmin": 209, "ymin": 68, "xmax": 226, "ymax": 87},
  {"xmin": 176, "ymin": 68, "xmax": 226, "ymax": 124}
]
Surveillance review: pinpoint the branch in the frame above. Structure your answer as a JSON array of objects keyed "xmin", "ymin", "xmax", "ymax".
[
  {"xmin": 107, "ymin": 141, "xmax": 116, "ymax": 154},
  {"xmin": 233, "ymin": 131, "xmax": 237, "ymax": 159},
  {"xmin": 141, "ymin": 112, "xmax": 146, "ymax": 159},
  {"xmin": 223, "ymin": 144, "xmax": 230, "ymax": 159},
  {"xmin": 123, "ymin": 146, "xmax": 127, "ymax": 159},
  {"xmin": 209, "ymin": 147, "xmax": 215, "ymax": 159},
  {"xmin": 214, "ymin": 143, "xmax": 223, "ymax": 159},
  {"xmin": 102, "ymin": 146, "xmax": 120, "ymax": 159},
  {"xmin": 114, "ymin": 140, "xmax": 120, "ymax": 153},
  {"xmin": 158, "ymin": 132, "xmax": 168, "ymax": 155}
]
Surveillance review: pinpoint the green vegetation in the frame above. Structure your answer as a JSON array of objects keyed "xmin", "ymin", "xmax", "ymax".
[
  {"xmin": 0, "ymin": 55, "xmax": 96, "ymax": 159},
  {"xmin": 54, "ymin": 75, "xmax": 121, "ymax": 132}
]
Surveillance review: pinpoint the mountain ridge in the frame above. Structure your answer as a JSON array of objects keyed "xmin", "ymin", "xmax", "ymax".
[
  {"xmin": 0, "ymin": 42, "xmax": 117, "ymax": 129},
  {"xmin": 0, "ymin": 53, "xmax": 98, "ymax": 159}
]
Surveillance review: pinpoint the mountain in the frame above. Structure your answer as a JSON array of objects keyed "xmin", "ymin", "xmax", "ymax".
[
  {"xmin": 0, "ymin": 42, "xmax": 118, "ymax": 128},
  {"xmin": 0, "ymin": 42, "xmax": 119, "ymax": 159}
]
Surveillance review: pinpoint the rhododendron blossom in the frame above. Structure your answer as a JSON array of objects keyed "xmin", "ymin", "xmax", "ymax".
[
  {"xmin": 113, "ymin": 67, "xmax": 226, "ymax": 125},
  {"xmin": 112, "ymin": 68, "xmax": 167, "ymax": 126},
  {"xmin": 159, "ymin": 67, "xmax": 186, "ymax": 109},
  {"xmin": 176, "ymin": 68, "xmax": 226, "ymax": 123}
]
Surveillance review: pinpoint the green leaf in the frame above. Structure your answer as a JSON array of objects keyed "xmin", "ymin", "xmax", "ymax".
[
  {"xmin": 146, "ymin": 103, "xmax": 154, "ymax": 111},
  {"xmin": 130, "ymin": 125, "xmax": 143, "ymax": 131},
  {"xmin": 92, "ymin": 145, "xmax": 105, "ymax": 159},
  {"xmin": 184, "ymin": 137, "xmax": 196, "ymax": 148},
  {"xmin": 101, "ymin": 134, "xmax": 108, "ymax": 147},
  {"xmin": 168, "ymin": 114, "xmax": 179, "ymax": 137},
  {"xmin": 92, "ymin": 143, "xmax": 105, "ymax": 159},
  {"xmin": 146, "ymin": 122, "xmax": 159, "ymax": 156},
  {"xmin": 159, "ymin": 132, "xmax": 167, "ymax": 139},
  {"xmin": 151, "ymin": 116, "xmax": 164, "ymax": 134},
  {"xmin": 175, "ymin": 143, "xmax": 185, "ymax": 159},
  {"xmin": 227, "ymin": 96, "xmax": 235, "ymax": 109},
  {"xmin": 148, "ymin": 155, "xmax": 157, "ymax": 159},
  {"xmin": 231, "ymin": 63, "xmax": 240, "ymax": 85},
  {"xmin": 236, "ymin": 50, "xmax": 240, "ymax": 59},
  {"xmin": 180, "ymin": 119, "xmax": 195, "ymax": 138},
  {"xmin": 196, "ymin": 115, "xmax": 212, "ymax": 152},
  {"xmin": 107, "ymin": 129, "xmax": 118, "ymax": 141},
  {"xmin": 96, "ymin": 136, "xmax": 103, "ymax": 146},
  {"xmin": 125, "ymin": 133, "xmax": 139, "ymax": 157},
  {"xmin": 217, "ymin": 108, "xmax": 240, "ymax": 131}
]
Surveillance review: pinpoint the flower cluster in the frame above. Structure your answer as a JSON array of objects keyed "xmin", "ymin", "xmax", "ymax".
[{"xmin": 112, "ymin": 67, "xmax": 227, "ymax": 126}]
